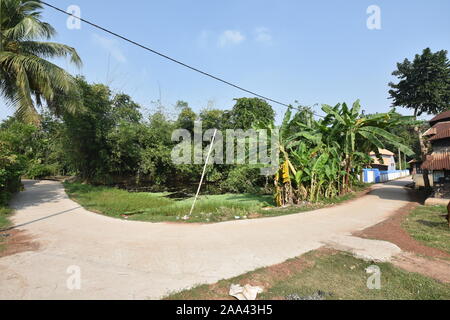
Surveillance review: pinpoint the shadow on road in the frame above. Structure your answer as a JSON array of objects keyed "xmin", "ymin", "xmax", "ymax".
[
  {"xmin": 368, "ymin": 187, "xmax": 412, "ymax": 201},
  {"xmin": 368, "ymin": 179, "xmax": 431, "ymax": 205},
  {"xmin": 384, "ymin": 180, "xmax": 412, "ymax": 187},
  {"xmin": 0, "ymin": 207, "xmax": 81, "ymax": 233},
  {"xmin": 10, "ymin": 180, "xmax": 67, "ymax": 211}
]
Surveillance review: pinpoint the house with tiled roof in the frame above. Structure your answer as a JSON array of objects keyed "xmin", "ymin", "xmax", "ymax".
[
  {"xmin": 420, "ymin": 111, "xmax": 450, "ymax": 187},
  {"xmin": 363, "ymin": 149, "xmax": 409, "ymax": 183},
  {"xmin": 369, "ymin": 149, "xmax": 396, "ymax": 171},
  {"xmin": 429, "ymin": 110, "xmax": 450, "ymax": 127}
]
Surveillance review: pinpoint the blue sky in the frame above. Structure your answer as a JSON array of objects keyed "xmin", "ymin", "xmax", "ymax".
[{"xmin": 1, "ymin": 0, "xmax": 450, "ymax": 122}]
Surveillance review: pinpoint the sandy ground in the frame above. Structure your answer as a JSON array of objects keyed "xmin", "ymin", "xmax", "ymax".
[{"xmin": 0, "ymin": 178, "xmax": 412, "ymax": 300}]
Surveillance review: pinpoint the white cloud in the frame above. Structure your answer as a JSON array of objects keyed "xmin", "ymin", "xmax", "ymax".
[
  {"xmin": 254, "ymin": 27, "xmax": 272, "ymax": 44},
  {"xmin": 92, "ymin": 33, "xmax": 127, "ymax": 63},
  {"xmin": 217, "ymin": 30, "xmax": 245, "ymax": 48}
]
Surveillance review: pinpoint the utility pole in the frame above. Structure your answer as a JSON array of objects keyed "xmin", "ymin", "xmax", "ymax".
[
  {"xmin": 182, "ymin": 129, "xmax": 218, "ymax": 221},
  {"xmin": 404, "ymin": 153, "xmax": 407, "ymax": 172}
]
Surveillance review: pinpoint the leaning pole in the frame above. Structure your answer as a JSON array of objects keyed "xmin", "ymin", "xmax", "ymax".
[{"xmin": 182, "ymin": 129, "xmax": 218, "ymax": 221}]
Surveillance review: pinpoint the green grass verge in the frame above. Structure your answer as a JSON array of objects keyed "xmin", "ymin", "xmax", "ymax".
[
  {"xmin": 64, "ymin": 182, "xmax": 275, "ymax": 223},
  {"xmin": 64, "ymin": 182, "xmax": 371, "ymax": 223},
  {"xmin": 166, "ymin": 251, "xmax": 450, "ymax": 300},
  {"xmin": 403, "ymin": 205, "xmax": 450, "ymax": 255},
  {"xmin": 0, "ymin": 206, "xmax": 13, "ymax": 253}
]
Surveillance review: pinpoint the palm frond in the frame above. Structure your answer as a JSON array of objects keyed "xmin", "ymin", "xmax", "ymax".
[{"xmin": 0, "ymin": 0, "xmax": 82, "ymax": 123}]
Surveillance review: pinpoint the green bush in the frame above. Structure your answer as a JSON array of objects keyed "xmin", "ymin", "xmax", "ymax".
[
  {"xmin": 0, "ymin": 169, "xmax": 20, "ymax": 206},
  {"xmin": 220, "ymin": 166, "xmax": 267, "ymax": 193},
  {"xmin": 25, "ymin": 162, "xmax": 58, "ymax": 180},
  {"xmin": 0, "ymin": 144, "xmax": 25, "ymax": 206}
]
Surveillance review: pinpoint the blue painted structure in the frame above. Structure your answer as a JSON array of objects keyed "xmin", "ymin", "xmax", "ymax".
[{"xmin": 362, "ymin": 169, "xmax": 410, "ymax": 183}]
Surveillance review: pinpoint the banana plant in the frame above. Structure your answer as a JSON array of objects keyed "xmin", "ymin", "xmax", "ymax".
[
  {"xmin": 272, "ymin": 100, "xmax": 415, "ymax": 207},
  {"xmin": 320, "ymin": 100, "xmax": 414, "ymax": 193}
]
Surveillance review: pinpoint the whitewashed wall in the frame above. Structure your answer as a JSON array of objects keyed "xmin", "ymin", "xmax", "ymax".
[{"xmin": 363, "ymin": 169, "xmax": 410, "ymax": 184}]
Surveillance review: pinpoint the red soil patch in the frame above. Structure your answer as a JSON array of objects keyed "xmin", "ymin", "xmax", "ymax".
[
  {"xmin": 393, "ymin": 252, "xmax": 450, "ymax": 283},
  {"xmin": 353, "ymin": 189, "xmax": 450, "ymax": 260},
  {"xmin": 0, "ymin": 229, "xmax": 40, "ymax": 258},
  {"xmin": 354, "ymin": 187, "xmax": 450, "ymax": 283}
]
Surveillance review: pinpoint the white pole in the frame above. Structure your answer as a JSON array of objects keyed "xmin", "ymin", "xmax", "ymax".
[
  {"xmin": 182, "ymin": 129, "xmax": 218, "ymax": 220},
  {"xmin": 404, "ymin": 153, "xmax": 407, "ymax": 173}
]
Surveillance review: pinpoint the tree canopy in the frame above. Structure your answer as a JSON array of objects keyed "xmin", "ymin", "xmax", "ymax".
[
  {"xmin": 229, "ymin": 97, "xmax": 275, "ymax": 129},
  {"xmin": 389, "ymin": 48, "xmax": 450, "ymax": 117}
]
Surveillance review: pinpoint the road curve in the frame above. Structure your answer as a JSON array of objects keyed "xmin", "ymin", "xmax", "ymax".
[{"xmin": 0, "ymin": 178, "xmax": 412, "ymax": 300}]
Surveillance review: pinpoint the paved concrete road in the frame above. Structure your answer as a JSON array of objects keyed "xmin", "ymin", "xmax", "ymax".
[{"xmin": 0, "ymin": 178, "xmax": 412, "ymax": 300}]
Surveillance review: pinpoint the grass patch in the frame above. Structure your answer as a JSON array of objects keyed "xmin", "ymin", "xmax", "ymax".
[
  {"xmin": 0, "ymin": 207, "xmax": 12, "ymax": 229},
  {"xmin": 166, "ymin": 250, "xmax": 450, "ymax": 300},
  {"xmin": 257, "ymin": 183, "xmax": 372, "ymax": 218},
  {"xmin": 403, "ymin": 205, "xmax": 450, "ymax": 255},
  {"xmin": 0, "ymin": 206, "xmax": 13, "ymax": 252},
  {"xmin": 64, "ymin": 182, "xmax": 274, "ymax": 223},
  {"xmin": 64, "ymin": 182, "xmax": 372, "ymax": 223}
]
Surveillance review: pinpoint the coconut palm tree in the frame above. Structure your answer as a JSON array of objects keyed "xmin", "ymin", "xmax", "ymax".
[{"xmin": 0, "ymin": 0, "xmax": 82, "ymax": 124}]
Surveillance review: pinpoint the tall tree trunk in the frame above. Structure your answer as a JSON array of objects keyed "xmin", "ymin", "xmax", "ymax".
[
  {"xmin": 447, "ymin": 201, "xmax": 450, "ymax": 228},
  {"xmin": 344, "ymin": 158, "xmax": 351, "ymax": 193}
]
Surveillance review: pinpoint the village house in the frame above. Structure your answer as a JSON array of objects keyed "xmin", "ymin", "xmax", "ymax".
[
  {"xmin": 362, "ymin": 148, "xmax": 409, "ymax": 183},
  {"xmin": 369, "ymin": 149, "xmax": 396, "ymax": 171},
  {"xmin": 414, "ymin": 110, "xmax": 450, "ymax": 189}
]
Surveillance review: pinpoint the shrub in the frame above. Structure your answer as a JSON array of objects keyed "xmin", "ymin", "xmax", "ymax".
[
  {"xmin": 0, "ymin": 144, "xmax": 25, "ymax": 206},
  {"xmin": 220, "ymin": 166, "xmax": 267, "ymax": 193},
  {"xmin": 25, "ymin": 162, "xmax": 58, "ymax": 180}
]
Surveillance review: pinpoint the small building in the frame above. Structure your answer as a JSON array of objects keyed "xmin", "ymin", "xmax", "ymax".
[
  {"xmin": 369, "ymin": 149, "xmax": 396, "ymax": 171},
  {"xmin": 419, "ymin": 111, "xmax": 450, "ymax": 187},
  {"xmin": 408, "ymin": 159, "xmax": 422, "ymax": 175},
  {"xmin": 363, "ymin": 148, "xmax": 408, "ymax": 184}
]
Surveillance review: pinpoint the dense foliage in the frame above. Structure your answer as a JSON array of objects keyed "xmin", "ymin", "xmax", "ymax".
[
  {"xmin": 0, "ymin": 119, "xmax": 30, "ymax": 205},
  {"xmin": 389, "ymin": 48, "xmax": 450, "ymax": 117},
  {"xmin": 0, "ymin": 78, "xmax": 276, "ymax": 195},
  {"xmin": 272, "ymin": 102, "xmax": 414, "ymax": 206},
  {"xmin": 0, "ymin": 76, "xmax": 417, "ymax": 208}
]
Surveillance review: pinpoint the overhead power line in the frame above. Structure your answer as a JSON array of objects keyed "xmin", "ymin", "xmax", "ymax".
[{"xmin": 41, "ymin": 1, "xmax": 324, "ymax": 118}]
